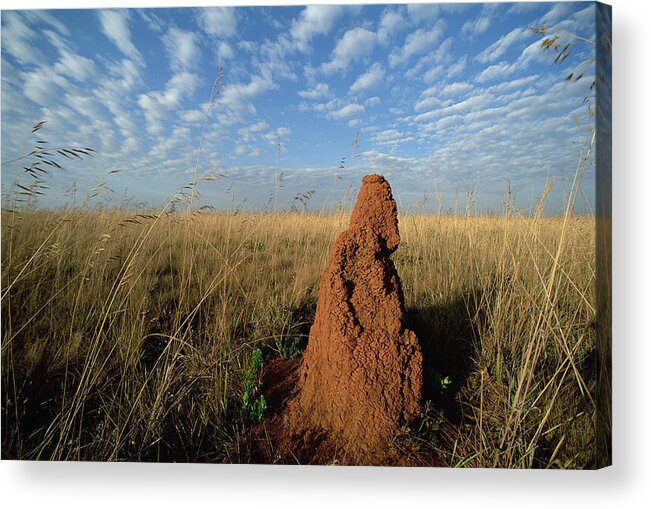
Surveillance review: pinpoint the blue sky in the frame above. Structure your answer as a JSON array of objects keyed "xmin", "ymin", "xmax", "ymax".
[{"xmin": 1, "ymin": 2, "xmax": 598, "ymax": 214}]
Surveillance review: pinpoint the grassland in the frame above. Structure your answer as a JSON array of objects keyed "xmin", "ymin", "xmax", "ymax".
[{"xmin": 1, "ymin": 205, "xmax": 597, "ymax": 467}]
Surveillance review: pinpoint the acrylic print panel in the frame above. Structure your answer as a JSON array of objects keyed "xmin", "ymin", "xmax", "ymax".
[{"xmin": 0, "ymin": 2, "xmax": 611, "ymax": 468}]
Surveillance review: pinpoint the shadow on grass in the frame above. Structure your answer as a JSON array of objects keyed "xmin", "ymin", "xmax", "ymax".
[{"xmin": 407, "ymin": 288, "xmax": 484, "ymax": 424}]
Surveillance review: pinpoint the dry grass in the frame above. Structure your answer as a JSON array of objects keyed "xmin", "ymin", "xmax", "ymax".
[{"xmin": 1, "ymin": 205, "xmax": 596, "ymax": 467}]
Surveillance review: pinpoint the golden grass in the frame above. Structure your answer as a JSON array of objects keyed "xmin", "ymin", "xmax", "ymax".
[{"xmin": 1, "ymin": 207, "xmax": 596, "ymax": 467}]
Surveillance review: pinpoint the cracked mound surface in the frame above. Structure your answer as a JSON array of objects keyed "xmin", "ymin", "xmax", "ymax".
[{"xmin": 255, "ymin": 174, "xmax": 423, "ymax": 465}]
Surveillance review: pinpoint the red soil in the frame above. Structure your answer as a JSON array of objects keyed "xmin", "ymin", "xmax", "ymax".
[{"xmin": 253, "ymin": 174, "xmax": 423, "ymax": 465}]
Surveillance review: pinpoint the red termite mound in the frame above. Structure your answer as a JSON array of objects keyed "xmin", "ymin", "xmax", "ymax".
[{"xmin": 259, "ymin": 174, "xmax": 423, "ymax": 464}]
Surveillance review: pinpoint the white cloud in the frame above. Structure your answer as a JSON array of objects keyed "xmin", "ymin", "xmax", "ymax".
[
  {"xmin": 180, "ymin": 109, "xmax": 206, "ymax": 123},
  {"xmin": 378, "ymin": 9, "xmax": 407, "ymax": 44},
  {"xmin": 1, "ymin": 12, "xmax": 72, "ymax": 70},
  {"xmin": 350, "ymin": 63, "xmax": 384, "ymax": 94},
  {"xmin": 299, "ymin": 82, "xmax": 330, "ymax": 100},
  {"xmin": 463, "ymin": 106, "xmax": 509, "ymax": 125},
  {"xmin": 442, "ymin": 82, "xmax": 474, "ymax": 97},
  {"xmin": 540, "ymin": 2, "xmax": 575, "ymax": 26},
  {"xmin": 407, "ymin": 4, "xmax": 440, "ymax": 22},
  {"xmin": 22, "ymin": 67, "xmax": 73, "ymax": 106},
  {"xmin": 506, "ymin": 2, "xmax": 542, "ymax": 15},
  {"xmin": 414, "ymin": 94, "xmax": 490, "ymax": 123},
  {"xmin": 218, "ymin": 73, "xmax": 276, "ymax": 119},
  {"xmin": 433, "ymin": 37, "xmax": 454, "ymax": 65},
  {"xmin": 41, "ymin": 30, "xmax": 95, "ymax": 81},
  {"xmin": 239, "ymin": 40, "xmax": 257, "ymax": 53},
  {"xmin": 277, "ymin": 126, "xmax": 291, "ymax": 139},
  {"xmin": 327, "ymin": 103, "xmax": 365, "ymax": 120},
  {"xmin": 423, "ymin": 65, "xmax": 444, "ymax": 83},
  {"xmin": 476, "ymin": 61, "xmax": 518, "ymax": 83},
  {"xmin": 32, "ymin": 104, "xmax": 92, "ymax": 149},
  {"xmin": 138, "ymin": 72, "xmax": 200, "ymax": 135},
  {"xmin": 163, "ymin": 27, "xmax": 200, "ymax": 71},
  {"xmin": 98, "ymin": 10, "xmax": 144, "ymax": 65},
  {"xmin": 23, "ymin": 10, "xmax": 71, "ymax": 36},
  {"xmin": 476, "ymin": 28, "xmax": 564, "ymax": 85},
  {"xmin": 462, "ymin": 15, "xmax": 492, "ymax": 37},
  {"xmin": 104, "ymin": 58, "xmax": 141, "ymax": 94},
  {"xmin": 414, "ymin": 95, "xmax": 443, "ymax": 113},
  {"xmin": 404, "ymin": 35, "xmax": 454, "ymax": 81},
  {"xmin": 1, "ymin": 12, "xmax": 46, "ymax": 65},
  {"xmin": 94, "ymin": 85, "xmax": 140, "ymax": 154},
  {"xmin": 54, "ymin": 51, "xmax": 96, "ymax": 82},
  {"xmin": 476, "ymin": 35, "xmax": 549, "ymax": 84},
  {"xmin": 139, "ymin": 9, "xmax": 165, "ymax": 33},
  {"xmin": 412, "ymin": 78, "xmax": 592, "ymax": 207},
  {"xmin": 322, "ymin": 28, "xmax": 376, "ymax": 74},
  {"xmin": 217, "ymin": 41, "xmax": 234, "ymax": 61},
  {"xmin": 290, "ymin": 5, "xmax": 345, "ymax": 52},
  {"xmin": 448, "ymin": 56, "xmax": 468, "ymax": 79},
  {"xmin": 249, "ymin": 121, "xmax": 270, "ymax": 133},
  {"xmin": 388, "ymin": 21, "xmax": 446, "ymax": 67},
  {"xmin": 421, "ymin": 84, "xmax": 441, "ymax": 98},
  {"xmin": 365, "ymin": 96, "xmax": 381, "ymax": 107},
  {"xmin": 236, "ymin": 121, "xmax": 270, "ymax": 145},
  {"xmin": 264, "ymin": 126, "xmax": 291, "ymax": 145},
  {"xmin": 254, "ymin": 37, "xmax": 298, "ymax": 81},
  {"xmin": 373, "ymin": 129, "xmax": 402, "ymax": 143},
  {"xmin": 436, "ymin": 114, "xmax": 463, "ymax": 130},
  {"xmin": 233, "ymin": 145, "xmax": 248, "ymax": 157},
  {"xmin": 476, "ymin": 27, "xmax": 529, "ymax": 64},
  {"xmin": 148, "ymin": 126, "xmax": 193, "ymax": 159},
  {"xmin": 518, "ymin": 40, "xmax": 551, "ymax": 67},
  {"xmin": 570, "ymin": 5, "xmax": 598, "ymax": 33},
  {"xmin": 488, "ymin": 75, "xmax": 540, "ymax": 93},
  {"xmin": 197, "ymin": 7, "xmax": 238, "ymax": 38},
  {"xmin": 64, "ymin": 93, "xmax": 104, "ymax": 121},
  {"xmin": 362, "ymin": 150, "xmax": 419, "ymax": 173}
]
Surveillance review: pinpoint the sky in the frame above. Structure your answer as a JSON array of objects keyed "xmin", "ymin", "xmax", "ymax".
[{"xmin": 1, "ymin": 2, "xmax": 599, "ymax": 214}]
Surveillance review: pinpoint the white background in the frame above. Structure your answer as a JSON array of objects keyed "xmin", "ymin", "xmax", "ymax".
[{"xmin": 1, "ymin": 0, "xmax": 649, "ymax": 507}]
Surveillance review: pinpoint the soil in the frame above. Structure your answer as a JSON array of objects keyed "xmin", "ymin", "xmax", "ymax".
[{"xmin": 251, "ymin": 175, "xmax": 424, "ymax": 465}]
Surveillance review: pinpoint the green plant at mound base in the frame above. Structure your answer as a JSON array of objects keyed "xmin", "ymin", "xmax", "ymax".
[
  {"xmin": 251, "ymin": 348, "xmax": 263, "ymax": 371},
  {"xmin": 275, "ymin": 335, "xmax": 303, "ymax": 360},
  {"xmin": 418, "ymin": 400, "xmax": 445, "ymax": 447},
  {"xmin": 433, "ymin": 371, "xmax": 453, "ymax": 391},
  {"xmin": 242, "ymin": 348, "xmax": 266, "ymax": 422},
  {"xmin": 246, "ymin": 394, "xmax": 267, "ymax": 422}
]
